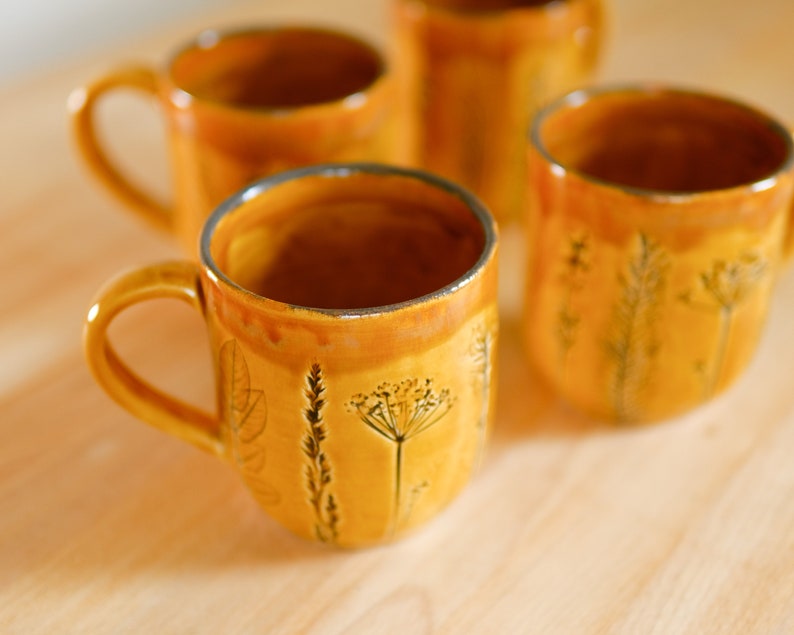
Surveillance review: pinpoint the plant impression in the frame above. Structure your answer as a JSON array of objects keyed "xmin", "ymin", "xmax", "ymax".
[
  {"xmin": 556, "ymin": 233, "xmax": 591, "ymax": 377},
  {"xmin": 348, "ymin": 378, "xmax": 455, "ymax": 534},
  {"xmin": 606, "ymin": 234, "xmax": 669, "ymax": 422},
  {"xmin": 302, "ymin": 363, "xmax": 339, "ymax": 544},
  {"xmin": 470, "ymin": 323, "xmax": 496, "ymax": 471},
  {"xmin": 219, "ymin": 339, "xmax": 279, "ymax": 505},
  {"xmin": 679, "ymin": 251, "xmax": 767, "ymax": 397}
]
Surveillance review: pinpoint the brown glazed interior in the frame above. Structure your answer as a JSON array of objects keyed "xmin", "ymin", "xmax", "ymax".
[
  {"xmin": 536, "ymin": 88, "xmax": 791, "ymax": 193},
  {"xmin": 420, "ymin": 0, "xmax": 565, "ymax": 10},
  {"xmin": 208, "ymin": 169, "xmax": 487, "ymax": 310},
  {"xmin": 170, "ymin": 28, "xmax": 384, "ymax": 109}
]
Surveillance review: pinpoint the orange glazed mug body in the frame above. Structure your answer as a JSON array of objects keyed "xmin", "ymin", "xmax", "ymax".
[
  {"xmin": 391, "ymin": 0, "xmax": 604, "ymax": 225},
  {"xmin": 524, "ymin": 84, "xmax": 794, "ymax": 423},
  {"xmin": 84, "ymin": 163, "xmax": 499, "ymax": 547},
  {"xmin": 69, "ymin": 27, "xmax": 397, "ymax": 255}
]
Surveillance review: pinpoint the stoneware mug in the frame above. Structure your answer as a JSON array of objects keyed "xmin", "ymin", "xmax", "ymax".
[
  {"xmin": 523, "ymin": 84, "xmax": 794, "ymax": 423},
  {"xmin": 69, "ymin": 26, "xmax": 397, "ymax": 255},
  {"xmin": 83, "ymin": 163, "xmax": 499, "ymax": 547},
  {"xmin": 391, "ymin": 0, "xmax": 605, "ymax": 225}
]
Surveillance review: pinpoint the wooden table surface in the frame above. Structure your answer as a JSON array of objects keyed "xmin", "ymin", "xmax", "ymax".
[{"xmin": 3, "ymin": 0, "xmax": 794, "ymax": 632}]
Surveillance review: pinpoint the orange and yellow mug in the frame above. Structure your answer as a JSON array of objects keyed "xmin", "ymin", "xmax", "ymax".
[
  {"xmin": 69, "ymin": 26, "xmax": 397, "ymax": 255},
  {"xmin": 523, "ymin": 84, "xmax": 794, "ymax": 423},
  {"xmin": 391, "ymin": 0, "xmax": 605, "ymax": 225},
  {"xmin": 83, "ymin": 163, "xmax": 499, "ymax": 547}
]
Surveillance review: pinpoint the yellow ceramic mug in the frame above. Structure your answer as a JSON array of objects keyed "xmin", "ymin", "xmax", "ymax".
[
  {"xmin": 391, "ymin": 0, "xmax": 605, "ymax": 225},
  {"xmin": 523, "ymin": 85, "xmax": 794, "ymax": 423},
  {"xmin": 69, "ymin": 26, "xmax": 396, "ymax": 255},
  {"xmin": 84, "ymin": 163, "xmax": 499, "ymax": 547}
]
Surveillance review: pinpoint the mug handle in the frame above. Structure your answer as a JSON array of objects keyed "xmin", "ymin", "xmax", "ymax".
[
  {"xmin": 83, "ymin": 261, "xmax": 224, "ymax": 456},
  {"xmin": 68, "ymin": 66, "xmax": 173, "ymax": 234}
]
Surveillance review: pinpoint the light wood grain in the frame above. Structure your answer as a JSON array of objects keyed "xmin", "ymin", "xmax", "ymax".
[{"xmin": 3, "ymin": 0, "xmax": 794, "ymax": 632}]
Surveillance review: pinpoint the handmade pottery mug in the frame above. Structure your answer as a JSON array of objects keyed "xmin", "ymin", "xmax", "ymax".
[
  {"xmin": 69, "ymin": 26, "xmax": 397, "ymax": 255},
  {"xmin": 523, "ymin": 84, "xmax": 794, "ymax": 423},
  {"xmin": 391, "ymin": 0, "xmax": 605, "ymax": 225},
  {"xmin": 83, "ymin": 163, "xmax": 499, "ymax": 547}
]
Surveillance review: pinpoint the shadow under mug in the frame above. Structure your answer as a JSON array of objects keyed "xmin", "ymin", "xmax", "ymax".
[
  {"xmin": 68, "ymin": 26, "xmax": 396, "ymax": 255},
  {"xmin": 83, "ymin": 163, "xmax": 499, "ymax": 547},
  {"xmin": 523, "ymin": 84, "xmax": 794, "ymax": 423},
  {"xmin": 391, "ymin": 0, "xmax": 605, "ymax": 225}
]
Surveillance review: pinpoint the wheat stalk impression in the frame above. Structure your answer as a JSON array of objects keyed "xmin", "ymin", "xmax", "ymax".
[{"xmin": 302, "ymin": 363, "xmax": 339, "ymax": 544}]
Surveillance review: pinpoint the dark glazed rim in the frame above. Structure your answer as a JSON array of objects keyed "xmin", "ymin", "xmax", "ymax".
[
  {"xmin": 529, "ymin": 83, "xmax": 794, "ymax": 201},
  {"xmin": 200, "ymin": 163, "xmax": 498, "ymax": 318},
  {"xmin": 403, "ymin": 0, "xmax": 578, "ymax": 17},
  {"xmin": 166, "ymin": 25, "xmax": 387, "ymax": 114}
]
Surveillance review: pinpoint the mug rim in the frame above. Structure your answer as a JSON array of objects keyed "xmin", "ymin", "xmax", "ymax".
[
  {"xmin": 199, "ymin": 162, "xmax": 498, "ymax": 317},
  {"xmin": 400, "ymin": 0, "xmax": 582, "ymax": 16},
  {"xmin": 529, "ymin": 82, "xmax": 794, "ymax": 201},
  {"xmin": 165, "ymin": 25, "xmax": 388, "ymax": 115}
]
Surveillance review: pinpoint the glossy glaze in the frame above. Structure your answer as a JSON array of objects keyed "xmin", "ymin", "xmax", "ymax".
[
  {"xmin": 84, "ymin": 164, "xmax": 499, "ymax": 547},
  {"xmin": 392, "ymin": 0, "xmax": 604, "ymax": 225},
  {"xmin": 523, "ymin": 86, "xmax": 794, "ymax": 423},
  {"xmin": 69, "ymin": 27, "xmax": 397, "ymax": 255}
]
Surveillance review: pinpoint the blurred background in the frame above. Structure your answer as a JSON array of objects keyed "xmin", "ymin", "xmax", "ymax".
[
  {"xmin": 1, "ymin": 0, "xmax": 230, "ymax": 84},
  {"xmin": 2, "ymin": 0, "xmax": 788, "ymax": 116},
  {"xmin": 0, "ymin": 0, "xmax": 389, "ymax": 86}
]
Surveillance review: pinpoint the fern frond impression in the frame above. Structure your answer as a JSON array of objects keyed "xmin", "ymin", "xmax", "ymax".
[{"xmin": 606, "ymin": 234, "xmax": 669, "ymax": 421}]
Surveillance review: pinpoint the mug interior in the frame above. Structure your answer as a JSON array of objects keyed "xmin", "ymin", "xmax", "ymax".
[
  {"xmin": 535, "ymin": 88, "xmax": 792, "ymax": 193},
  {"xmin": 170, "ymin": 28, "xmax": 384, "ymax": 109},
  {"xmin": 418, "ymin": 0, "xmax": 566, "ymax": 10},
  {"xmin": 205, "ymin": 166, "xmax": 490, "ymax": 310}
]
